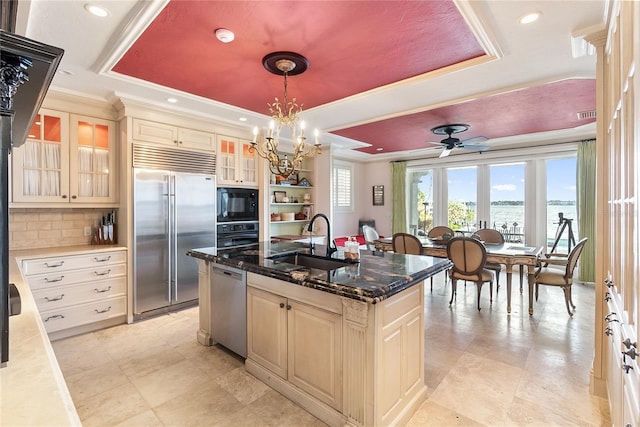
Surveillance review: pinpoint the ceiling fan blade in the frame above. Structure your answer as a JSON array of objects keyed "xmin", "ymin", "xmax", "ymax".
[
  {"xmin": 459, "ymin": 144, "xmax": 490, "ymax": 151},
  {"xmin": 439, "ymin": 148, "xmax": 452, "ymax": 158},
  {"xmin": 460, "ymin": 136, "xmax": 488, "ymax": 145},
  {"xmin": 425, "ymin": 141, "xmax": 443, "ymax": 148}
]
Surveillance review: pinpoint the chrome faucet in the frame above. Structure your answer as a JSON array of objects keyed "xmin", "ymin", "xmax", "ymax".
[{"xmin": 308, "ymin": 213, "xmax": 337, "ymax": 257}]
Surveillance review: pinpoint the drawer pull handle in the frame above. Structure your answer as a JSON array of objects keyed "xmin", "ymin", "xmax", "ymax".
[
  {"xmin": 94, "ymin": 256, "xmax": 111, "ymax": 262},
  {"xmin": 44, "ymin": 276, "xmax": 64, "ymax": 283},
  {"xmin": 94, "ymin": 286, "xmax": 112, "ymax": 293},
  {"xmin": 44, "ymin": 261, "xmax": 65, "ymax": 268},
  {"xmin": 94, "ymin": 269, "xmax": 111, "ymax": 276},
  {"xmin": 45, "ymin": 314, "xmax": 65, "ymax": 322},
  {"xmin": 95, "ymin": 306, "xmax": 112, "ymax": 314},
  {"xmin": 44, "ymin": 294, "xmax": 65, "ymax": 302}
]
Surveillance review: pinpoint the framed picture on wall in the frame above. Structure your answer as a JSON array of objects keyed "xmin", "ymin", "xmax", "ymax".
[{"xmin": 373, "ymin": 185, "xmax": 384, "ymax": 206}]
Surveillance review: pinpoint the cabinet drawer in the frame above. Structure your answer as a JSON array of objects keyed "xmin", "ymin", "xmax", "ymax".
[
  {"xmin": 26, "ymin": 263, "xmax": 126, "ymax": 290},
  {"xmin": 32, "ymin": 277, "xmax": 126, "ymax": 312},
  {"xmin": 22, "ymin": 250, "xmax": 126, "ymax": 275},
  {"xmin": 40, "ymin": 296, "xmax": 126, "ymax": 333}
]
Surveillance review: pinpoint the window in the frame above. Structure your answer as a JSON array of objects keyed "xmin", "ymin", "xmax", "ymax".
[
  {"xmin": 405, "ymin": 144, "xmax": 577, "ymax": 249},
  {"xmin": 333, "ymin": 161, "xmax": 353, "ymax": 212},
  {"xmin": 447, "ymin": 166, "xmax": 477, "ymax": 230},
  {"xmin": 546, "ymin": 157, "xmax": 577, "ymax": 251}
]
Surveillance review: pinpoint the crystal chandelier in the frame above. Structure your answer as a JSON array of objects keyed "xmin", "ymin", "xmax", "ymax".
[{"xmin": 249, "ymin": 52, "xmax": 321, "ymax": 179}]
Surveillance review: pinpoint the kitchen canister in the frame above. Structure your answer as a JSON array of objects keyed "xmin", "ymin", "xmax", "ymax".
[{"xmin": 344, "ymin": 236, "xmax": 360, "ymax": 260}]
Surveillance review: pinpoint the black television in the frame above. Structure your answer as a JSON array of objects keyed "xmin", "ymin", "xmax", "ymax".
[{"xmin": 1, "ymin": 30, "xmax": 63, "ymax": 367}]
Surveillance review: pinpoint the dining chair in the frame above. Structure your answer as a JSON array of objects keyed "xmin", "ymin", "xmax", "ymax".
[
  {"xmin": 427, "ymin": 226, "xmax": 454, "ymax": 290},
  {"xmin": 392, "ymin": 233, "xmax": 422, "ymax": 255},
  {"xmin": 533, "ymin": 237, "xmax": 588, "ymax": 316},
  {"xmin": 362, "ymin": 224, "xmax": 380, "ymax": 251},
  {"xmin": 471, "ymin": 228, "xmax": 504, "ymax": 289},
  {"xmin": 446, "ymin": 237, "xmax": 494, "ymax": 311},
  {"xmin": 428, "ymin": 226, "xmax": 454, "ymax": 241}
]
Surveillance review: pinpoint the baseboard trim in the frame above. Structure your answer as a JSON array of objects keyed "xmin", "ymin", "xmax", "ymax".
[{"xmin": 246, "ymin": 358, "xmax": 346, "ymax": 427}]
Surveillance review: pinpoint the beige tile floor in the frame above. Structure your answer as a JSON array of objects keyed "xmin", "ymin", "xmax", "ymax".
[{"xmin": 52, "ymin": 272, "xmax": 611, "ymax": 426}]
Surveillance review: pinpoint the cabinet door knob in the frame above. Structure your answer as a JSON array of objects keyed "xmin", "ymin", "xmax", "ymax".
[
  {"xmin": 279, "ymin": 303, "xmax": 285, "ymax": 308},
  {"xmin": 62, "ymin": 195, "xmax": 68, "ymax": 199},
  {"xmin": 71, "ymin": 195, "xmax": 77, "ymax": 199}
]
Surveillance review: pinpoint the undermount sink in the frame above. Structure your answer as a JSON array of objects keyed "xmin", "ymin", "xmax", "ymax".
[{"xmin": 268, "ymin": 252, "xmax": 352, "ymax": 271}]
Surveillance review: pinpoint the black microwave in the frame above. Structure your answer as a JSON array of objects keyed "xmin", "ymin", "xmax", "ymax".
[{"xmin": 217, "ymin": 187, "xmax": 259, "ymax": 222}]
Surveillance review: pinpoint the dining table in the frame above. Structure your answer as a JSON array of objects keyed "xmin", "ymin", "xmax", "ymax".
[{"xmin": 374, "ymin": 237, "xmax": 543, "ymax": 314}]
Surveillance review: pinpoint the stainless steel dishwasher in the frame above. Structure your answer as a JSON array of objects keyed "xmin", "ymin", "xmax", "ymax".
[{"xmin": 211, "ymin": 263, "xmax": 247, "ymax": 357}]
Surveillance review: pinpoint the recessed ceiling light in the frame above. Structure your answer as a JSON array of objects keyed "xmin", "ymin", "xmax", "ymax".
[
  {"xmin": 238, "ymin": 117, "xmax": 247, "ymax": 122},
  {"xmin": 84, "ymin": 4, "xmax": 110, "ymax": 17},
  {"xmin": 167, "ymin": 98, "xmax": 178, "ymax": 103},
  {"xmin": 214, "ymin": 28, "xmax": 235, "ymax": 43},
  {"xmin": 519, "ymin": 11, "xmax": 541, "ymax": 24}
]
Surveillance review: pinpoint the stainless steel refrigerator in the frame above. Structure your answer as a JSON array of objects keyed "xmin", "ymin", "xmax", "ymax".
[{"xmin": 133, "ymin": 167, "xmax": 216, "ymax": 319}]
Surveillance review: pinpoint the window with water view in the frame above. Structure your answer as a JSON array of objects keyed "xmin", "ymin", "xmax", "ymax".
[{"xmin": 412, "ymin": 155, "xmax": 577, "ymax": 251}]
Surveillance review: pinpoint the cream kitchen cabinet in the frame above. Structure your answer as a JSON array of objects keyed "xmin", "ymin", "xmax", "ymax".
[
  {"xmin": 216, "ymin": 135, "xmax": 258, "ymax": 187},
  {"xmin": 195, "ymin": 258, "xmax": 429, "ymax": 427},
  {"xmin": 11, "ymin": 109, "xmax": 117, "ymax": 205},
  {"xmin": 132, "ymin": 118, "xmax": 215, "ymax": 151},
  {"xmin": 604, "ymin": 284, "xmax": 640, "ymax": 427},
  {"xmin": 21, "ymin": 248, "xmax": 127, "ymax": 340},
  {"xmin": 247, "ymin": 281, "xmax": 342, "ymax": 411}
]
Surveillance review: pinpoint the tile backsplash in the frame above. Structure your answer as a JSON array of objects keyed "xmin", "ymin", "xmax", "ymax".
[{"xmin": 9, "ymin": 208, "xmax": 113, "ymax": 250}]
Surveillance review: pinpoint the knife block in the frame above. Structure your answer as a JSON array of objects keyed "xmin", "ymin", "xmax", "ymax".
[{"xmin": 92, "ymin": 223, "xmax": 117, "ymax": 245}]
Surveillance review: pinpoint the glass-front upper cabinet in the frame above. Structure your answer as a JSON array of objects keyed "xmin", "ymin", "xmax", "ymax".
[
  {"xmin": 69, "ymin": 114, "xmax": 116, "ymax": 203},
  {"xmin": 11, "ymin": 109, "xmax": 117, "ymax": 205},
  {"xmin": 12, "ymin": 109, "xmax": 70, "ymax": 203},
  {"xmin": 216, "ymin": 135, "xmax": 258, "ymax": 187}
]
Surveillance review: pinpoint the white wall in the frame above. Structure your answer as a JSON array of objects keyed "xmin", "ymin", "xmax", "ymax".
[{"xmin": 332, "ymin": 159, "xmax": 392, "ymax": 238}]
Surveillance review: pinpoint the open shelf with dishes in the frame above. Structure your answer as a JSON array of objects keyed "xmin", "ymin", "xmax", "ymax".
[{"xmin": 268, "ymin": 161, "xmax": 315, "ymax": 241}]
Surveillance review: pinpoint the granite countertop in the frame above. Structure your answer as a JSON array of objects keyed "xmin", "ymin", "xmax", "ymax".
[{"xmin": 187, "ymin": 242, "xmax": 452, "ymax": 303}]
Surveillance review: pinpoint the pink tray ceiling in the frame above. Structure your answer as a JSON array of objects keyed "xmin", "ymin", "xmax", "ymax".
[
  {"xmin": 336, "ymin": 79, "xmax": 597, "ymax": 154},
  {"xmin": 112, "ymin": 0, "xmax": 485, "ymax": 113}
]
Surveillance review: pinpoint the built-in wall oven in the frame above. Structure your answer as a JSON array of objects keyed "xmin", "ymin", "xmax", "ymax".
[{"xmin": 217, "ymin": 222, "xmax": 259, "ymax": 249}]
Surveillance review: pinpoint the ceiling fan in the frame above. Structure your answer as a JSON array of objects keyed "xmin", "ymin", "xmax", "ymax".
[{"xmin": 429, "ymin": 124, "xmax": 489, "ymax": 158}]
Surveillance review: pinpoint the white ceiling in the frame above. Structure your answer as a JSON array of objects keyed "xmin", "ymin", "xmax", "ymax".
[{"xmin": 16, "ymin": 0, "xmax": 607, "ymax": 161}]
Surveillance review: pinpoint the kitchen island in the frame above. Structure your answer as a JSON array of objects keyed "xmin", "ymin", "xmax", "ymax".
[{"xmin": 188, "ymin": 242, "xmax": 451, "ymax": 427}]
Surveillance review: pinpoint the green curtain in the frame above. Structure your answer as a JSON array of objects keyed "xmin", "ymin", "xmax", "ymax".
[
  {"xmin": 391, "ymin": 161, "xmax": 407, "ymax": 234},
  {"xmin": 576, "ymin": 139, "xmax": 596, "ymax": 282}
]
